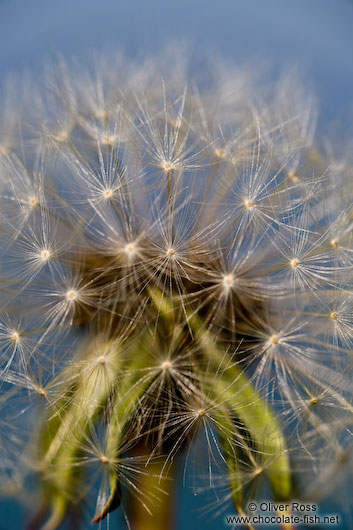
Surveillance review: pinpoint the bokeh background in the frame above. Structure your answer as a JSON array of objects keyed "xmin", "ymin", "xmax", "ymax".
[{"xmin": 0, "ymin": 1, "xmax": 353, "ymax": 528}]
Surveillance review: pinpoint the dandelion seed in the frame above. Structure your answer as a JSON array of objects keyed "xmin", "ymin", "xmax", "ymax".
[
  {"xmin": 290, "ymin": 258, "xmax": 300, "ymax": 268},
  {"xmin": 40, "ymin": 249, "xmax": 50, "ymax": 261},
  {"xmin": 269, "ymin": 335, "xmax": 279, "ymax": 345},
  {"xmin": 244, "ymin": 198, "xmax": 255, "ymax": 209},
  {"xmin": 162, "ymin": 161, "xmax": 175, "ymax": 172},
  {"xmin": 66, "ymin": 289, "xmax": 77, "ymax": 301},
  {"xmin": 28, "ymin": 197, "xmax": 38, "ymax": 208},
  {"xmin": 0, "ymin": 144, "xmax": 10, "ymax": 156},
  {"xmin": 97, "ymin": 356, "xmax": 106, "ymax": 365},
  {"xmin": 101, "ymin": 135, "xmax": 115, "ymax": 146},
  {"xmin": 124, "ymin": 242, "xmax": 137, "ymax": 256},
  {"xmin": 288, "ymin": 171, "xmax": 299, "ymax": 182},
  {"xmin": 55, "ymin": 130, "xmax": 69, "ymax": 143},
  {"xmin": 161, "ymin": 360, "xmax": 172, "ymax": 371},
  {"xmin": 214, "ymin": 148, "xmax": 224, "ymax": 159},
  {"xmin": 11, "ymin": 331, "xmax": 20, "ymax": 343},
  {"xmin": 102, "ymin": 188, "xmax": 113, "ymax": 199},
  {"xmin": 221, "ymin": 274, "xmax": 234, "ymax": 291}
]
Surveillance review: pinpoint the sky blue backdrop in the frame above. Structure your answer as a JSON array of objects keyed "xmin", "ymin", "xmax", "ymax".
[{"xmin": 0, "ymin": 1, "xmax": 353, "ymax": 529}]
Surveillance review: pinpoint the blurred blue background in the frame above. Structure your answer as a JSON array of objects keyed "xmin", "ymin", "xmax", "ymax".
[
  {"xmin": 1, "ymin": 0, "xmax": 353, "ymax": 120},
  {"xmin": 0, "ymin": 0, "xmax": 353, "ymax": 528}
]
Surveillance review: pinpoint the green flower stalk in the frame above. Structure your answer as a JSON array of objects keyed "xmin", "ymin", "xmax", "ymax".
[{"xmin": 0, "ymin": 51, "xmax": 352, "ymax": 529}]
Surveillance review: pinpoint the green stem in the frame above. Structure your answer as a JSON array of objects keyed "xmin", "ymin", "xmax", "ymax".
[{"xmin": 127, "ymin": 459, "xmax": 176, "ymax": 530}]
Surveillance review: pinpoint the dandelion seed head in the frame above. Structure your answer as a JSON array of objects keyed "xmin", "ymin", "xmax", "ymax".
[{"xmin": 1, "ymin": 51, "xmax": 352, "ymax": 529}]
